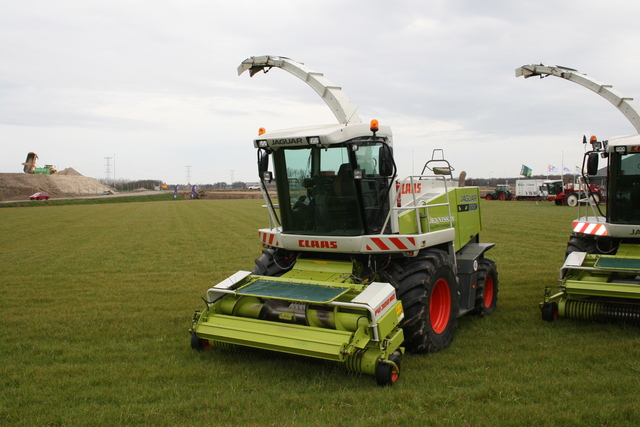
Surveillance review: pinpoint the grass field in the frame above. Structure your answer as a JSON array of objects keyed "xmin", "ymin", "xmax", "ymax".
[{"xmin": 1, "ymin": 199, "xmax": 639, "ymax": 426}]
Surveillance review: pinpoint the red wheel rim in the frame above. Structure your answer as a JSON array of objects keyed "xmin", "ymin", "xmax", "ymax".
[
  {"xmin": 498, "ymin": 193, "xmax": 505, "ymax": 200},
  {"xmin": 201, "ymin": 339, "xmax": 212, "ymax": 350},
  {"xmin": 430, "ymin": 278, "xmax": 451, "ymax": 334},
  {"xmin": 483, "ymin": 275, "xmax": 494, "ymax": 308},
  {"xmin": 391, "ymin": 365, "xmax": 399, "ymax": 383}
]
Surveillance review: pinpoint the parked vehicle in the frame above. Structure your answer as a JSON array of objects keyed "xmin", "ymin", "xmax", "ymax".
[
  {"xmin": 30, "ymin": 192, "xmax": 49, "ymax": 200},
  {"xmin": 514, "ymin": 179, "xmax": 558, "ymax": 200},
  {"xmin": 484, "ymin": 184, "xmax": 513, "ymax": 200}
]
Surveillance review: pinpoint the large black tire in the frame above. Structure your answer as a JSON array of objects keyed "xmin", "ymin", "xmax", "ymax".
[
  {"xmin": 252, "ymin": 248, "xmax": 296, "ymax": 277},
  {"xmin": 380, "ymin": 249, "xmax": 459, "ymax": 354},
  {"xmin": 473, "ymin": 258, "xmax": 499, "ymax": 317},
  {"xmin": 566, "ymin": 235, "xmax": 596, "ymax": 257},
  {"xmin": 485, "ymin": 194, "xmax": 493, "ymax": 200},
  {"xmin": 375, "ymin": 352, "xmax": 401, "ymax": 387}
]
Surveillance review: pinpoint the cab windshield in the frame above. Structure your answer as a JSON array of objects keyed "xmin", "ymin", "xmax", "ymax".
[
  {"xmin": 272, "ymin": 142, "xmax": 390, "ymax": 236},
  {"xmin": 608, "ymin": 152, "xmax": 640, "ymax": 224}
]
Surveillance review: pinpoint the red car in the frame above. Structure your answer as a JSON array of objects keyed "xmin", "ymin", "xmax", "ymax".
[{"xmin": 30, "ymin": 192, "xmax": 50, "ymax": 200}]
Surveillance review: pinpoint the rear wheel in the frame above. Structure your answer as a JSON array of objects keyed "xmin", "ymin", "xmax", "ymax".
[
  {"xmin": 498, "ymin": 192, "xmax": 506, "ymax": 201},
  {"xmin": 375, "ymin": 352, "xmax": 401, "ymax": 386},
  {"xmin": 381, "ymin": 249, "xmax": 459, "ymax": 353},
  {"xmin": 473, "ymin": 259, "xmax": 499, "ymax": 316}
]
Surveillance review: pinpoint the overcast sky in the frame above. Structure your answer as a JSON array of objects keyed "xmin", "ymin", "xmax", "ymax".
[{"xmin": 2, "ymin": 0, "xmax": 640, "ymax": 184}]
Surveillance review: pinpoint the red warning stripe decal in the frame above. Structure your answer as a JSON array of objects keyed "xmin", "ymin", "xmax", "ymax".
[
  {"xmin": 259, "ymin": 231, "xmax": 279, "ymax": 246},
  {"xmin": 573, "ymin": 221, "xmax": 608, "ymax": 236},
  {"xmin": 366, "ymin": 236, "xmax": 417, "ymax": 252}
]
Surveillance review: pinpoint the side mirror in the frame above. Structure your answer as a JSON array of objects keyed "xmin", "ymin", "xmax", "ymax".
[
  {"xmin": 379, "ymin": 145, "xmax": 394, "ymax": 177},
  {"xmin": 258, "ymin": 150, "xmax": 269, "ymax": 174},
  {"xmin": 587, "ymin": 152, "xmax": 599, "ymax": 176}
]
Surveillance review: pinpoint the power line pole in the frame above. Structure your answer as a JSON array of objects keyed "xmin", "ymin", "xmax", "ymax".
[{"xmin": 104, "ymin": 156, "xmax": 112, "ymax": 184}]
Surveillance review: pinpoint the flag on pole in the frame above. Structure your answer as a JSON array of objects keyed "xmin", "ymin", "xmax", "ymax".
[
  {"xmin": 520, "ymin": 165, "xmax": 532, "ymax": 177},
  {"xmin": 548, "ymin": 165, "xmax": 558, "ymax": 174},
  {"xmin": 575, "ymin": 165, "xmax": 583, "ymax": 174},
  {"xmin": 563, "ymin": 166, "xmax": 572, "ymax": 174}
]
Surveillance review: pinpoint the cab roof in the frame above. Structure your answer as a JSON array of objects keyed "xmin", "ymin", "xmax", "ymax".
[
  {"xmin": 253, "ymin": 122, "xmax": 393, "ymax": 149},
  {"xmin": 606, "ymin": 134, "xmax": 640, "ymax": 152}
]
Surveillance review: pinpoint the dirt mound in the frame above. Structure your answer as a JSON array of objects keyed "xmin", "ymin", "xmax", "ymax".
[
  {"xmin": 0, "ymin": 172, "xmax": 114, "ymax": 200},
  {"xmin": 57, "ymin": 167, "xmax": 83, "ymax": 176}
]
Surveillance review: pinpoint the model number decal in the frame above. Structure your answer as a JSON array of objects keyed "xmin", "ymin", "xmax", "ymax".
[
  {"xmin": 375, "ymin": 293, "xmax": 396, "ymax": 316},
  {"xmin": 298, "ymin": 240, "xmax": 338, "ymax": 249},
  {"xmin": 458, "ymin": 203, "xmax": 478, "ymax": 212}
]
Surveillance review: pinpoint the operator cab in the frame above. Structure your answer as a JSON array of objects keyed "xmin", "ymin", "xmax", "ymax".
[
  {"xmin": 255, "ymin": 122, "xmax": 396, "ymax": 236},
  {"xmin": 604, "ymin": 135, "xmax": 640, "ymax": 224}
]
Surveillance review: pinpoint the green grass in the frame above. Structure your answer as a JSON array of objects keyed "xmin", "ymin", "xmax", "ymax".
[{"xmin": 1, "ymin": 199, "xmax": 639, "ymax": 426}]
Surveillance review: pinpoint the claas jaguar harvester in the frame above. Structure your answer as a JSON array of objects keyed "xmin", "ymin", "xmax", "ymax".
[
  {"xmin": 516, "ymin": 64, "xmax": 640, "ymax": 323},
  {"xmin": 190, "ymin": 56, "xmax": 499, "ymax": 386},
  {"xmin": 541, "ymin": 135, "xmax": 640, "ymax": 323}
]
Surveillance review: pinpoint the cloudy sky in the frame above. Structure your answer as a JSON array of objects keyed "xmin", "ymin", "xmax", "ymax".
[{"xmin": 2, "ymin": 0, "xmax": 640, "ymax": 184}]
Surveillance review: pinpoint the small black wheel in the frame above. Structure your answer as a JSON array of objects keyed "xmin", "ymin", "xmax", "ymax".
[
  {"xmin": 541, "ymin": 302, "xmax": 558, "ymax": 322},
  {"xmin": 375, "ymin": 353, "xmax": 401, "ymax": 386},
  {"xmin": 191, "ymin": 333, "xmax": 211, "ymax": 351}
]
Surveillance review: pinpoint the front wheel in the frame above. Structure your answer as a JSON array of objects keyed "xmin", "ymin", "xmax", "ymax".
[
  {"xmin": 252, "ymin": 248, "xmax": 296, "ymax": 276},
  {"xmin": 485, "ymin": 194, "xmax": 493, "ymax": 200},
  {"xmin": 381, "ymin": 249, "xmax": 459, "ymax": 354}
]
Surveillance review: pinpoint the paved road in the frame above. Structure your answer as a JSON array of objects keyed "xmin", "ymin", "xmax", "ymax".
[{"xmin": 1, "ymin": 190, "xmax": 165, "ymax": 204}]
